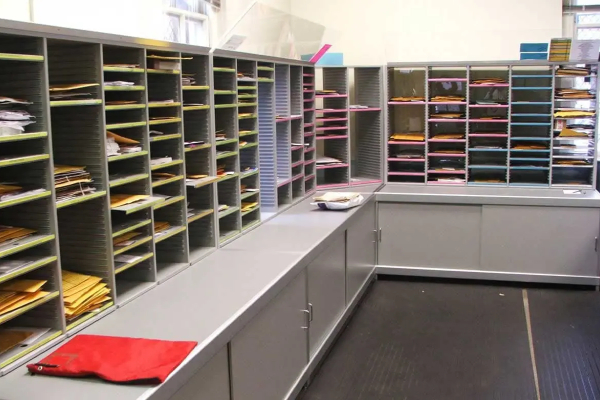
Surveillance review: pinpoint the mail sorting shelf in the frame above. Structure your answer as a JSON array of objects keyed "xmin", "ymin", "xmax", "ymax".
[
  {"xmin": 103, "ymin": 45, "xmax": 157, "ymax": 306},
  {"xmin": 47, "ymin": 38, "xmax": 115, "ymax": 334},
  {"xmin": 237, "ymin": 58, "xmax": 260, "ymax": 230},
  {"xmin": 145, "ymin": 50, "xmax": 190, "ymax": 283},
  {"xmin": 316, "ymin": 67, "xmax": 350, "ymax": 189},
  {"xmin": 213, "ymin": 56, "xmax": 241, "ymax": 244},
  {"xmin": 258, "ymin": 61, "xmax": 277, "ymax": 215},
  {"xmin": 290, "ymin": 65, "xmax": 305, "ymax": 202},
  {"xmin": 275, "ymin": 64, "xmax": 293, "ymax": 209},
  {"xmin": 182, "ymin": 53, "xmax": 216, "ymax": 264},
  {"xmin": 509, "ymin": 65, "xmax": 554, "ymax": 187},
  {"xmin": 551, "ymin": 63, "xmax": 598, "ymax": 188},
  {"xmin": 0, "ymin": 33, "xmax": 64, "ymax": 375},
  {"xmin": 427, "ymin": 66, "xmax": 468, "ymax": 185},
  {"xmin": 387, "ymin": 66, "xmax": 428, "ymax": 184},
  {"xmin": 349, "ymin": 67, "xmax": 385, "ymax": 186},
  {"xmin": 467, "ymin": 65, "xmax": 510, "ymax": 186},
  {"xmin": 385, "ymin": 61, "xmax": 599, "ymax": 189},
  {"xmin": 303, "ymin": 65, "xmax": 317, "ymax": 194}
]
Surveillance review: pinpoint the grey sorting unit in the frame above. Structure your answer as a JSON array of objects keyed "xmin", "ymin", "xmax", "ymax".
[
  {"xmin": 0, "ymin": 19, "xmax": 316, "ymax": 373},
  {"xmin": 376, "ymin": 185, "xmax": 600, "ymax": 284}
]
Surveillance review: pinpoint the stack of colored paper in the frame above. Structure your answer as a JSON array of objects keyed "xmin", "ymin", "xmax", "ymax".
[
  {"xmin": 54, "ymin": 165, "xmax": 96, "ymax": 203},
  {"xmin": 389, "ymin": 133, "xmax": 425, "ymax": 142},
  {"xmin": 471, "ymin": 78, "xmax": 507, "ymax": 85},
  {"xmin": 62, "ymin": 270, "xmax": 110, "ymax": 321},
  {"xmin": 0, "ymin": 226, "xmax": 35, "ymax": 246},
  {"xmin": 430, "ymin": 95, "xmax": 465, "ymax": 102},
  {"xmin": 0, "ymin": 279, "xmax": 50, "ymax": 317},
  {"xmin": 555, "ymin": 89, "xmax": 595, "ymax": 99},
  {"xmin": 389, "ymin": 96, "xmax": 425, "ymax": 102},
  {"xmin": 556, "ymin": 66, "xmax": 590, "ymax": 76},
  {"xmin": 154, "ymin": 221, "xmax": 171, "ymax": 235},
  {"xmin": 554, "ymin": 110, "xmax": 595, "ymax": 118}
]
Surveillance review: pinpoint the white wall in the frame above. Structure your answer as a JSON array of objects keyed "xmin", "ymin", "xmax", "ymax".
[{"xmin": 291, "ymin": 0, "xmax": 564, "ymax": 64}]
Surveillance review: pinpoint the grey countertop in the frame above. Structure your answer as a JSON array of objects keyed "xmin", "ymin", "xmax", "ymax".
[
  {"xmin": 0, "ymin": 195, "xmax": 375, "ymax": 400},
  {"xmin": 377, "ymin": 184, "xmax": 600, "ymax": 207}
]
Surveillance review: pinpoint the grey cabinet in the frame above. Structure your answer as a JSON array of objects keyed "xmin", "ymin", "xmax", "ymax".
[
  {"xmin": 307, "ymin": 232, "xmax": 346, "ymax": 358},
  {"xmin": 230, "ymin": 270, "xmax": 308, "ymax": 400},
  {"xmin": 346, "ymin": 200, "xmax": 376, "ymax": 303},
  {"xmin": 480, "ymin": 205, "xmax": 600, "ymax": 276},
  {"xmin": 378, "ymin": 203, "xmax": 482, "ymax": 269},
  {"xmin": 169, "ymin": 347, "xmax": 230, "ymax": 400}
]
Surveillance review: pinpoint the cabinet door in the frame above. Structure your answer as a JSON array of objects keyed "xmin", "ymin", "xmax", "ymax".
[
  {"xmin": 169, "ymin": 346, "xmax": 230, "ymax": 400},
  {"xmin": 346, "ymin": 200, "xmax": 376, "ymax": 303},
  {"xmin": 307, "ymin": 232, "xmax": 346, "ymax": 358},
  {"xmin": 378, "ymin": 203, "xmax": 482, "ymax": 269},
  {"xmin": 481, "ymin": 205, "xmax": 600, "ymax": 276},
  {"xmin": 230, "ymin": 270, "xmax": 308, "ymax": 400}
]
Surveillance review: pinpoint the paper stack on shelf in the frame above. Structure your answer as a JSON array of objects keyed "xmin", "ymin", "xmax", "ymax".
[
  {"xmin": 147, "ymin": 55, "xmax": 191, "ymax": 71},
  {"xmin": 217, "ymin": 204, "xmax": 229, "ymax": 212},
  {"xmin": 215, "ymin": 130, "xmax": 226, "ymax": 141},
  {"xmin": 241, "ymin": 202, "xmax": 258, "ymax": 212},
  {"xmin": 390, "ymin": 96, "xmax": 425, "ymax": 102},
  {"xmin": 104, "ymin": 81, "xmax": 134, "ymax": 87},
  {"xmin": 0, "ymin": 184, "xmax": 45, "ymax": 202},
  {"xmin": 113, "ymin": 231, "xmax": 142, "ymax": 248},
  {"xmin": 554, "ymin": 109, "xmax": 595, "ymax": 118},
  {"xmin": 54, "ymin": 165, "xmax": 96, "ymax": 203},
  {"xmin": 0, "ymin": 97, "xmax": 35, "ymax": 136},
  {"xmin": 106, "ymin": 100, "xmax": 138, "ymax": 106},
  {"xmin": 431, "ymin": 133, "xmax": 465, "ymax": 139},
  {"xmin": 556, "ymin": 66, "xmax": 590, "ymax": 76},
  {"xmin": 471, "ymin": 78, "xmax": 507, "ymax": 85},
  {"xmin": 150, "ymin": 156, "xmax": 173, "ymax": 167},
  {"xmin": 430, "ymin": 113, "xmax": 464, "ymax": 119},
  {"xmin": 558, "ymin": 128, "xmax": 589, "ymax": 137},
  {"xmin": 62, "ymin": 270, "xmax": 110, "ymax": 321},
  {"xmin": 182, "ymin": 74, "xmax": 196, "ymax": 86},
  {"xmin": 49, "ymin": 83, "xmax": 99, "ymax": 100},
  {"xmin": 0, "ymin": 226, "xmax": 36, "ymax": 247},
  {"xmin": 316, "ymin": 90, "xmax": 338, "ymax": 95},
  {"xmin": 152, "ymin": 172, "xmax": 176, "ymax": 183},
  {"xmin": 316, "ymin": 156, "xmax": 343, "ymax": 166},
  {"xmin": 0, "ymin": 256, "xmax": 45, "ymax": 278},
  {"xmin": 186, "ymin": 174, "xmax": 218, "ymax": 187},
  {"xmin": 555, "ymin": 88, "xmax": 595, "ymax": 100},
  {"xmin": 0, "ymin": 327, "xmax": 50, "ymax": 356},
  {"xmin": 104, "ymin": 63, "xmax": 140, "ymax": 69},
  {"xmin": 237, "ymin": 73, "xmax": 255, "ymax": 82},
  {"xmin": 107, "ymin": 131, "xmax": 142, "ymax": 156},
  {"xmin": 154, "ymin": 222, "xmax": 171, "ymax": 238},
  {"xmin": 0, "ymin": 278, "xmax": 50, "ymax": 317},
  {"xmin": 389, "ymin": 133, "xmax": 425, "ymax": 142},
  {"xmin": 110, "ymin": 194, "xmax": 149, "ymax": 209},
  {"xmin": 430, "ymin": 95, "xmax": 465, "ymax": 102}
]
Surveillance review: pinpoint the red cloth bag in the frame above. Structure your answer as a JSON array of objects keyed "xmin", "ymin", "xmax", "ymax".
[{"xmin": 27, "ymin": 334, "xmax": 197, "ymax": 384}]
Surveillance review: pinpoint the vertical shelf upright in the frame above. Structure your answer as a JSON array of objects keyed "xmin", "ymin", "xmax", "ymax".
[
  {"xmin": 467, "ymin": 65, "xmax": 510, "ymax": 186},
  {"xmin": 146, "ymin": 50, "xmax": 189, "ymax": 282},
  {"xmin": 316, "ymin": 67, "xmax": 350, "ymax": 188},
  {"xmin": 182, "ymin": 52, "xmax": 216, "ymax": 263},
  {"xmin": 551, "ymin": 62, "xmax": 597, "ymax": 188},
  {"xmin": 103, "ymin": 45, "xmax": 156, "ymax": 306},
  {"xmin": 0, "ymin": 34, "xmax": 64, "ymax": 373},
  {"xmin": 350, "ymin": 67, "xmax": 384, "ymax": 186},
  {"xmin": 290, "ymin": 65, "xmax": 304, "ymax": 201},
  {"xmin": 303, "ymin": 65, "xmax": 316, "ymax": 194},
  {"xmin": 386, "ymin": 66, "xmax": 427, "ymax": 184},
  {"xmin": 275, "ymin": 64, "xmax": 292, "ymax": 209},
  {"xmin": 257, "ymin": 62, "xmax": 277, "ymax": 216},
  {"xmin": 47, "ymin": 39, "xmax": 114, "ymax": 332},
  {"xmin": 427, "ymin": 66, "xmax": 468, "ymax": 185},
  {"xmin": 509, "ymin": 65, "xmax": 553, "ymax": 187},
  {"xmin": 237, "ymin": 59, "xmax": 260, "ymax": 230},
  {"xmin": 213, "ymin": 56, "xmax": 240, "ymax": 244}
]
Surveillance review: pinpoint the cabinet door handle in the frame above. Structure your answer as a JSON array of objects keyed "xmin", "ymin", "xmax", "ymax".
[
  {"xmin": 301, "ymin": 310, "xmax": 310, "ymax": 329},
  {"xmin": 595, "ymin": 237, "xmax": 598, "ymax": 252},
  {"xmin": 378, "ymin": 228, "xmax": 382, "ymax": 242},
  {"xmin": 308, "ymin": 303, "xmax": 314, "ymax": 322}
]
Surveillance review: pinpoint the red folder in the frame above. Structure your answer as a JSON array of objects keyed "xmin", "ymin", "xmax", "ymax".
[{"xmin": 27, "ymin": 334, "xmax": 197, "ymax": 384}]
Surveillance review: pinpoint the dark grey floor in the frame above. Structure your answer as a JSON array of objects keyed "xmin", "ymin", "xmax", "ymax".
[{"xmin": 298, "ymin": 278, "xmax": 600, "ymax": 400}]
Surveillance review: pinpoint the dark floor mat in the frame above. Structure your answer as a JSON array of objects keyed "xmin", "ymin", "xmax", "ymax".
[
  {"xmin": 299, "ymin": 280, "xmax": 536, "ymax": 400},
  {"xmin": 529, "ymin": 288, "xmax": 600, "ymax": 400}
]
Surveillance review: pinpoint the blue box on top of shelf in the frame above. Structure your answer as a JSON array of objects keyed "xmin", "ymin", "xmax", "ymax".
[
  {"xmin": 520, "ymin": 52, "xmax": 548, "ymax": 60},
  {"xmin": 301, "ymin": 52, "xmax": 344, "ymax": 66},
  {"xmin": 520, "ymin": 43, "xmax": 549, "ymax": 53}
]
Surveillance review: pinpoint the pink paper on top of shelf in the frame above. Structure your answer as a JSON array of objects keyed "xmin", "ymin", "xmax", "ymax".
[
  {"xmin": 428, "ymin": 170, "xmax": 466, "ymax": 174},
  {"xmin": 316, "ymin": 126, "xmax": 348, "ymax": 131},
  {"xmin": 428, "ymin": 139, "xmax": 466, "ymax": 143},
  {"xmin": 316, "ymin": 163, "xmax": 349, "ymax": 170},
  {"xmin": 350, "ymin": 107, "xmax": 382, "ymax": 112},
  {"xmin": 388, "ymin": 141, "xmax": 426, "ymax": 145},
  {"xmin": 317, "ymin": 109, "xmax": 347, "ymax": 113},
  {"xmin": 469, "ymin": 133, "xmax": 508, "ymax": 137},
  {"xmin": 388, "ymin": 101, "xmax": 427, "ymax": 105},
  {"xmin": 388, "ymin": 158, "xmax": 426, "ymax": 162},
  {"xmin": 428, "ymin": 153, "xmax": 466, "ymax": 157},
  {"xmin": 469, "ymin": 119, "xmax": 509, "ymax": 123},
  {"xmin": 317, "ymin": 182, "xmax": 350, "ymax": 190},
  {"xmin": 388, "ymin": 172, "xmax": 426, "ymax": 176},
  {"xmin": 469, "ymin": 104, "xmax": 509, "ymax": 108},
  {"xmin": 316, "ymin": 117, "xmax": 348, "ymax": 123},
  {"xmin": 428, "ymin": 78, "xmax": 467, "ymax": 82},
  {"xmin": 316, "ymin": 135, "xmax": 348, "ymax": 140},
  {"xmin": 309, "ymin": 44, "xmax": 332, "ymax": 63}
]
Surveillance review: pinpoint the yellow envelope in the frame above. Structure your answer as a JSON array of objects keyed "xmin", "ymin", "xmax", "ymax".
[
  {"xmin": 113, "ymin": 231, "xmax": 141, "ymax": 246},
  {"xmin": 63, "ymin": 275, "xmax": 102, "ymax": 297},
  {"xmin": 0, "ymin": 291, "xmax": 49, "ymax": 315},
  {"xmin": 0, "ymin": 279, "xmax": 46, "ymax": 293},
  {"xmin": 0, "ymin": 330, "xmax": 34, "ymax": 356},
  {"xmin": 110, "ymin": 194, "xmax": 149, "ymax": 208},
  {"xmin": 107, "ymin": 131, "xmax": 139, "ymax": 145},
  {"xmin": 65, "ymin": 283, "xmax": 107, "ymax": 308},
  {"xmin": 49, "ymin": 83, "xmax": 99, "ymax": 91}
]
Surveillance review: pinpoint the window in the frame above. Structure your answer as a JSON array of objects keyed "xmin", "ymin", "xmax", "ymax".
[
  {"xmin": 576, "ymin": 13, "xmax": 600, "ymax": 40},
  {"xmin": 163, "ymin": 0, "xmax": 215, "ymax": 46}
]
